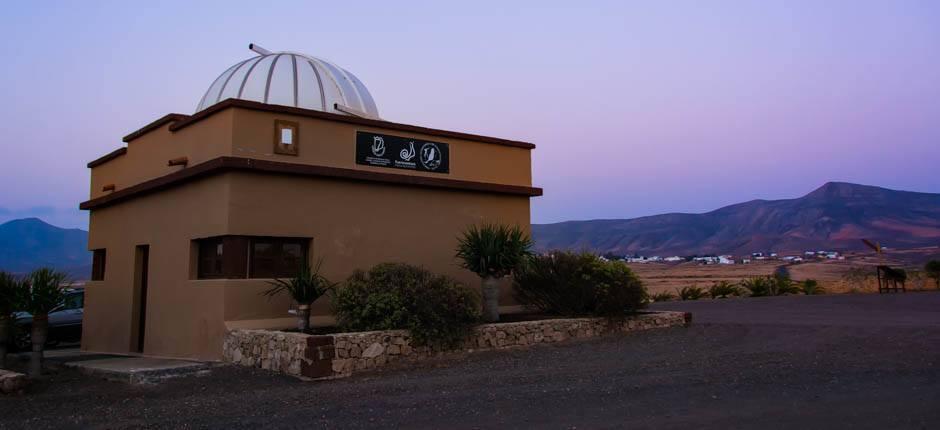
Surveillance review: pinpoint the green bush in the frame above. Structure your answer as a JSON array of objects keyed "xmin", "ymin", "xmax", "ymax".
[
  {"xmin": 333, "ymin": 263, "xmax": 479, "ymax": 347},
  {"xmin": 800, "ymin": 279, "xmax": 824, "ymax": 295},
  {"xmin": 512, "ymin": 252, "xmax": 647, "ymax": 317},
  {"xmin": 677, "ymin": 285, "xmax": 705, "ymax": 301},
  {"xmin": 708, "ymin": 281, "xmax": 740, "ymax": 299}
]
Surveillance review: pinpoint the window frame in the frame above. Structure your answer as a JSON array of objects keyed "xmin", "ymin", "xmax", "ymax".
[
  {"xmin": 273, "ymin": 119, "xmax": 300, "ymax": 156},
  {"xmin": 91, "ymin": 249, "xmax": 106, "ymax": 281},
  {"xmin": 194, "ymin": 235, "xmax": 309, "ymax": 280}
]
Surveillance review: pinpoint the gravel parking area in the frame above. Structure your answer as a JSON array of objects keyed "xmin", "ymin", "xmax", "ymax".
[{"xmin": 2, "ymin": 292, "xmax": 939, "ymax": 429}]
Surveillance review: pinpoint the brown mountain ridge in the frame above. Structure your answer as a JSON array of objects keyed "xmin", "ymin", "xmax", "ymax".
[{"xmin": 532, "ymin": 182, "xmax": 940, "ymax": 256}]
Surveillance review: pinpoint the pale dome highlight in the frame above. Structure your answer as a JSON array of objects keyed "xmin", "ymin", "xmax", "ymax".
[{"xmin": 196, "ymin": 44, "xmax": 379, "ymax": 119}]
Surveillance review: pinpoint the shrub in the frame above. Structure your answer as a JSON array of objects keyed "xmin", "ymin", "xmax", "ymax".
[
  {"xmin": 708, "ymin": 281, "xmax": 739, "ymax": 299},
  {"xmin": 512, "ymin": 252, "xmax": 647, "ymax": 317},
  {"xmin": 334, "ymin": 263, "xmax": 479, "ymax": 347},
  {"xmin": 800, "ymin": 279, "xmax": 824, "ymax": 295},
  {"xmin": 771, "ymin": 273, "xmax": 800, "ymax": 295},
  {"xmin": 650, "ymin": 291, "xmax": 675, "ymax": 302},
  {"xmin": 677, "ymin": 285, "xmax": 705, "ymax": 301}
]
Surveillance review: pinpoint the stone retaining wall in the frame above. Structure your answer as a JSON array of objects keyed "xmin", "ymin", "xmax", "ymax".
[{"xmin": 223, "ymin": 311, "xmax": 690, "ymax": 379}]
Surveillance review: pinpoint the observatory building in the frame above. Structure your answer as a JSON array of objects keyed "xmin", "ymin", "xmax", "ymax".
[{"xmin": 80, "ymin": 44, "xmax": 540, "ymax": 360}]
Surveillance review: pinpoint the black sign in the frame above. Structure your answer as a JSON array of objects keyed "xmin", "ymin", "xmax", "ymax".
[{"xmin": 356, "ymin": 131, "xmax": 449, "ymax": 174}]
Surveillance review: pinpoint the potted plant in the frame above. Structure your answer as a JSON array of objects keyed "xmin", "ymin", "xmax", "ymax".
[
  {"xmin": 0, "ymin": 271, "xmax": 26, "ymax": 369},
  {"xmin": 23, "ymin": 268, "xmax": 68, "ymax": 377},
  {"xmin": 456, "ymin": 223, "xmax": 533, "ymax": 322},
  {"xmin": 263, "ymin": 260, "xmax": 335, "ymax": 332}
]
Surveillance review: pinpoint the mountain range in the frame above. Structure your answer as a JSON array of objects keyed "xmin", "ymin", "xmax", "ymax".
[
  {"xmin": 2, "ymin": 182, "xmax": 940, "ymax": 277},
  {"xmin": 533, "ymin": 182, "xmax": 940, "ymax": 256},
  {"xmin": 0, "ymin": 218, "xmax": 90, "ymax": 279}
]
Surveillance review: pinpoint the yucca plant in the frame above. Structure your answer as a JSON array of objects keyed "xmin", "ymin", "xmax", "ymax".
[
  {"xmin": 23, "ymin": 268, "xmax": 68, "ymax": 377},
  {"xmin": 263, "ymin": 260, "xmax": 335, "ymax": 333},
  {"xmin": 456, "ymin": 223, "xmax": 533, "ymax": 322},
  {"xmin": 0, "ymin": 271, "xmax": 26, "ymax": 369}
]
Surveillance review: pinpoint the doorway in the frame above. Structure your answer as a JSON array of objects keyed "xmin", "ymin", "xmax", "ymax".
[{"xmin": 132, "ymin": 245, "xmax": 150, "ymax": 353}]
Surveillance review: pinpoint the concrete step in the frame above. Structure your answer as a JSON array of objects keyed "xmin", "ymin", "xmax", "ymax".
[{"xmin": 64, "ymin": 357, "xmax": 213, "ymax": 384}]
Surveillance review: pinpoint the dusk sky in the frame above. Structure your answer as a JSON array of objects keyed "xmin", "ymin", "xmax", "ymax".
[{"xmin": 1, "ymin": 1, "xmax": 938, "ymax": 229}]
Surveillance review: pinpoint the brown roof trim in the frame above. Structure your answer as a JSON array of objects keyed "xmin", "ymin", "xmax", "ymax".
[
  {"xmin": 79, "ymin": 156, "xmax": 542, "ymax": 210},
  {"xmin": 86, "ymin": 147, "xmax": 127, "ymax": 168},
  {"xmin": 122, "ymin": 113, "xmax": 189, "ymax": 143},
  {"xmin": 170, "ymin": 99, "xmax": 536, "ymax": 149}
]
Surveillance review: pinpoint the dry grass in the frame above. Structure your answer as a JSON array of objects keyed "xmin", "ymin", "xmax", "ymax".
[{"xmin": 630, "ymin": 248, "xmax": 940, "ymax": 296}]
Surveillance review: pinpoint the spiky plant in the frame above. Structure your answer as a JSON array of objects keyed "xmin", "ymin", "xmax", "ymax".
[
  {"xmin": 456, "ymin": 223, "xmax": 533, "ymax": 322},
  {"xmin": 677, "ymin": 285, "xmax": 705, "ymax": 301},
  {"xmin": 649, "ymin": 291, "xmax": 676, "ymax": 302},
  {"xmin": 741, "ymin": 277, "xmax": 773, "ymax": 297},
  {"xmin": 708, "ymin": 281, "xmax": 740, "ymax": 299},
  {"xmin": 24, "ymin": 268, "xmax": 68, "ymax": 377},
  {"xmin": 263, "ymin": 260, "xmax": 335, "ymax": 332},
  {"xmin": 0, "ymin": 271, "xmax": 26, "ymax": 369}
]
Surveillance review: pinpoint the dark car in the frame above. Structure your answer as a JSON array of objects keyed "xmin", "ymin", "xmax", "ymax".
[{"xmin": 12, "ymin": 289, "xmax": 84, "ymax": 350}]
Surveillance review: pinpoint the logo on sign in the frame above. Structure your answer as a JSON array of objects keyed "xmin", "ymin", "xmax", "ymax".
[
  {"xmin": 420, "ymin": 143, "xmax": 442, "ymax": 170},
  {"xmin": 371, "ymin": 136, "xmax": 386, "ymax": 157},
  {"xmin": 400, "ymin": 142, "xmax": 416, "ymax": 161}
]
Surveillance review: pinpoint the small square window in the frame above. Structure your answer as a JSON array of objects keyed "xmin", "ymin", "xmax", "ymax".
[
  {"xmin": 273, "ymin": 120, "xmax": 299, "ymax": 156},
  {"xmin": 280, "ymin": 128, "xmax": 293, "ymax": 145}
]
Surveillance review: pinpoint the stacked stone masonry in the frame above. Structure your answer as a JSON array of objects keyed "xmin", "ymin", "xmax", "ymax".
[{"xmin": 223, "ymin": 311, "xmax": 691, "ymax": 379}]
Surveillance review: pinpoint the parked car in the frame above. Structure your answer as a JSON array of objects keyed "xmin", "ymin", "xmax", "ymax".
[{"xmin": 12, "ymin": 288, "xmax": 84, "ymax": 351}]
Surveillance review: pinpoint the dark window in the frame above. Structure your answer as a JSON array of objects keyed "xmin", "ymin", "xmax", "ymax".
[
  {"xmin": 250, "ymin": 237, "xmax": 308, "ymax": 278},
  {"xmin": 197, "ymin": 237, "xmax": 226, "ymax": 279},
  {"xmin": 91, "ymin": 249, "xmax": 106, "ymax": 281},
  {"xmin": 62, "ymin": 292, "xmax": 84, "ymax": 310},
  {"xmin": 195, "ymin": 236, "xmax": 307, "ymax": 280}
]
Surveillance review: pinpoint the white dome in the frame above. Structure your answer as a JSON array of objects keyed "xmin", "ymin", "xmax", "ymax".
[{"xmin": 196, "ymin": 44, "xmax": 379, "ymax": 118}]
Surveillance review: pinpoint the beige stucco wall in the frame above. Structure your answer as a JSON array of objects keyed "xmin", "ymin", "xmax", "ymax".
[{"xmin": 83, "ymin": 106, "xmax": 536, "ymax": 361}]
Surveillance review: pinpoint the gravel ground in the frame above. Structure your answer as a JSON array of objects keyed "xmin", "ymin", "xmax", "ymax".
[{"xmin": 2, "ymin": 292, "xmax": 939, "ymax": 429}]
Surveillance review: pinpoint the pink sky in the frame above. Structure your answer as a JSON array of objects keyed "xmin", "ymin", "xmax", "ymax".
[{"xmin": 1, "ymin": 1, "xmax": 938, "ymax": 229}]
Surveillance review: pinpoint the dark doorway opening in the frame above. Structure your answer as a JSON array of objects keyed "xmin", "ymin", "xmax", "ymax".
[{"xmin": 132, "ymin": 245, "xmax": 150, "ymax": 353}]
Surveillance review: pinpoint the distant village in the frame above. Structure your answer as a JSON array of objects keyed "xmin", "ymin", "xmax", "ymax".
[{"xmin": 602, "ymin": 250, "xmax": 846, "ymax": 265}]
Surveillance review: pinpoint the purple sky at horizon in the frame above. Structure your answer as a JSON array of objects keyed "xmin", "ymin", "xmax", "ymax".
[{"xmin": 1, "ymin": 1, "xmax": 938, "ymax": 229}]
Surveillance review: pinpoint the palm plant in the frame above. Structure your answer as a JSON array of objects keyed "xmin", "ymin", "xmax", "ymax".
[
  {"xmin": 456, "ymin": 223, "xmax": 533, "ymax": 322},
  {"xmin": 23, "ymin": 268, "xmax": 68, "ymax": 377},
  {"xmin": 0, "ymin": 271, "xmax": 26, "ymax": 369},
  {"xmin": 263, "ymin": 260, "xmax": 335, "ymax": 332}
]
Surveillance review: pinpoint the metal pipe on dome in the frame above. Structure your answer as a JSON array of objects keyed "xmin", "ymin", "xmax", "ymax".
[{"xmin": 249, "ymin": 43, "xmax": 272, "ymax": 55}]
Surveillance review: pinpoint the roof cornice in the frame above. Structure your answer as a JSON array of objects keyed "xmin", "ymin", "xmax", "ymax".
[{"xmin": 80, "ymin": 156, "xmax": 542, "ymax": 211}]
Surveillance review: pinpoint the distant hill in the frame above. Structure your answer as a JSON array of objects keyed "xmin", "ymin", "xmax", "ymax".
[
  {"xmin": 533, "ymin": 182, "xmax": 940, "ymax": 256},
  {"xmin": 0, "ymin": 218, "xmax": 90, "ymax": 280}
]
